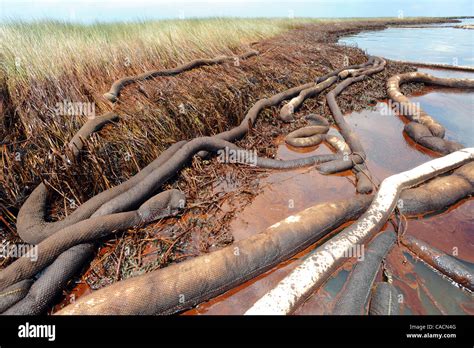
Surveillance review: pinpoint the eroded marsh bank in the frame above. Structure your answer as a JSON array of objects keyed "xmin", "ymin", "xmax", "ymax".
[{"xmin": 0, "ymin": 17, "xmax": 472, "ymax": 315}]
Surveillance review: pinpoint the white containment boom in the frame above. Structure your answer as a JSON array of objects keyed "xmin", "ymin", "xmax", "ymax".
[{"xmin": 245, "ymin": 148, "xmax": 474, "ymax": 315}]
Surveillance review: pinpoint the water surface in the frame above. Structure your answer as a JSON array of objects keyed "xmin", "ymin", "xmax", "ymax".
[
  {"xmin": 185, "ymin": 88, "xmax": 474, "ymax": 314},
  {"xmin": 339, "ymin": 18, "xmax": 474, "ymax": 66}
]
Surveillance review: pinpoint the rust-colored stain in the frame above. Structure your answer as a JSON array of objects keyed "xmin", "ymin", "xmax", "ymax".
[
  {"xmin": 406, "ymin": 199, "xmax": 474, "ymax": 263},
  {"xmin": 384, "ymin": 243, "xmax": 431, "ymax": 315},
  {"xmin": 229, "ymin": 138, "xmax": 356, "ymax": 242},
  {"xmin": 51, "ymin": 244, "xmax": 113, "ymax": 313},
  {"xmin": 183, "ymin": 87, "xmax": 473, "ymax": 315},
  {"xmin": 184, "ymin": 220, "xmax": 365, "ymax": 315},
  {"xmin": 52, "ymin": 281, "xmax": 93, "ymax": 314},
  {"xmin": 183, "ymin": 243, "xmax": 314, "ymax": 315},
  {"xmin": 55, "ymin": 84, "xmax": 473, "ymax": 315},
  {"xmin": 385, "ymin": 244, "xmax": 473, "ymax": 315}
]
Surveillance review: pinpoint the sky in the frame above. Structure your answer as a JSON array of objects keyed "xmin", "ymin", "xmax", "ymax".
[{"xmin": 1, "ymin": 0, "xmax": 473, "ymax": 23}]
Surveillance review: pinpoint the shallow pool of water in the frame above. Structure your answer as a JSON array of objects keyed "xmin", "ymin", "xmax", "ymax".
[{"xmin": 184, "ymin": 78, "xmax": 474, "ymax": 314}]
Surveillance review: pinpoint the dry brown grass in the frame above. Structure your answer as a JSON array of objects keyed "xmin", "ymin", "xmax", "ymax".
[{"xmin": 0, "ymin": 18, "xmax": 314, "ymax": 213}]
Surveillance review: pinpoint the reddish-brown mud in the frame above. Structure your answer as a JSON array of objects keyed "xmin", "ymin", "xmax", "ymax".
[{"xmin": 182, "ymin": 81, "xmax": 473, "ymax": 315}]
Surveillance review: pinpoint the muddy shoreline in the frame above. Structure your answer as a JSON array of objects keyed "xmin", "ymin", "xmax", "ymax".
[
  {"xmin": 1, "ymin": 17, "xmax": 471, "ymax": 314},
  {"xmin": 50, "ymin": 18, "xmax": 474, "ymax": 313},
  {"xmin": 76, "ymin": 19, "xmax": 429, "ymax": 294}
]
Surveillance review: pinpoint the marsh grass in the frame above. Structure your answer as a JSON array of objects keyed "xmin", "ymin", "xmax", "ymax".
[
  {"xmin": 1, "ymin": 18, "xmax": 313, "ymax": 84},
  {"xmin": 0, "ymin": 16, "xmax": 445, "ymax": 219},
  {"xmin": 1, "ymin": 18, "xmax": 326, "ymax": 146},
  {"xmin": 0, "ymin": 17, "xmax": 420, "ymax": 86}
]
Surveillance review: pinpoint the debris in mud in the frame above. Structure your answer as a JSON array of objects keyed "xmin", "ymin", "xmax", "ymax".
[{"xmin": 1, "ymin": 17, "xmax": 471, "ymax": 315}]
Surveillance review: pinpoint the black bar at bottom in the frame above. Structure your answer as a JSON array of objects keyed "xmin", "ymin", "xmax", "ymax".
[{"xmin": 0, "ymin": 315, "xmax": 470, "ymax": 347}]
